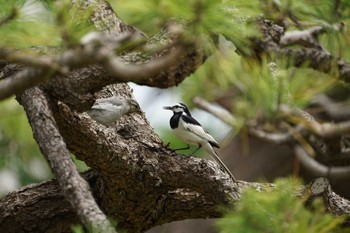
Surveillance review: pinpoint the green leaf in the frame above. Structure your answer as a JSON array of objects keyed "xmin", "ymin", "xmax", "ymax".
[{"xmin": 217, "ymin": 178, "xmax": 346, "ymax": 233}]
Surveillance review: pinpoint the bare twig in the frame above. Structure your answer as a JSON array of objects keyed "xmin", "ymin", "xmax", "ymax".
[
  {"xmin": 0, "ymin": 67, "xmax": 51, "ymax": 100},
  {"xmin": 102, "ymin": 44, "xmax": 185, "ymax": 82},
  {"xmin": 311, "ymin": 94, "xmax": 350, "ymax": 120},
  {"xmin": 192, "ymin": 96, "xmax": 237, "ymax": 126},
  {"xmin": 311, "ymin": 121, "xmax": 350, "ymax": 138},
  {"xmin": 280, "ymin": 26, "xmax": 325, "ymax": 48},
  {"xmin": 0, "ymin": 50, "xmax": 69, "ymax": 74},
  {"xmin": 282, "ymin": 105, "xmax": 350, "ymax": 138},
  {"xmin": 294, "ymin": 145, "xmax": 350, "ymax": 179},
  {"xmin": 248, "ymin": 127, "xmax": 295, "ymax": 144},
  {"xmin": 0, "ymin": 36, "xmax": 186, "ymax": 101},
  {"xmin": 280, "ymin": 23, "xmax": 343, "ymax": 49},
  {"xmin": 18, "ymin": 87, "xmax": 116, "ymax": 233},
  {"xmin": 192, "ymin": 97, "xmax": 306, "ymax": 145}
]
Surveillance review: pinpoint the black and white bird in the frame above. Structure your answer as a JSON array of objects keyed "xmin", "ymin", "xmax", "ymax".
[
  {"xmin": 163, "ymin": 103, "xmax": 236, "ymax": 182},
  {"xmin": 87, "ymin": 97, "xmax": 141, "ymax": 125}
]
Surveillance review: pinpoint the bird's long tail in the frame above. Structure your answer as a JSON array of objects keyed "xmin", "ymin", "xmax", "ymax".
[{"xmin": 204, "ymin": 145, "xmax": 237, "ymax": 182}]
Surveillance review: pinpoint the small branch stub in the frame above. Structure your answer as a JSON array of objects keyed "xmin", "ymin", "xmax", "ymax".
[{"xmin": 309, "ymin": 177, "xmax": 330, "ymax": 195}]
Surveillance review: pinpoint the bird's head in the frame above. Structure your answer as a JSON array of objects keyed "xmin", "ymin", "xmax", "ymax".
[
  {"xmin": 127, "ymin": 99, "xmax": 142, "ymax": 114},
  {"xmin": 163, "ymin": 103, "xmax": 191, "ymax": 116}
]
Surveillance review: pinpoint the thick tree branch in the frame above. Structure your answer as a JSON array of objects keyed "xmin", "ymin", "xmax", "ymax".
[
  {"xmin": 1, "ymin": 172, "xmax": 349, "ymax": 233},
  {"xmin": 17, "ymin": 87, "xmax": 115, "ymax": 232},
  {"xmin": 43, "ymin": 83, "xmax": 238, "ymax": 232},
  {"xmin": 72, "ymin": 0, "xmax": 142, "ymax": 38},
  {"xmin": 0, "ymin": 180, "xmax": 75, "ymax": 233}
]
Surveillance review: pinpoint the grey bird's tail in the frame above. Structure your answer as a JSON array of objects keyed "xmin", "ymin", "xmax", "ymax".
[{"xmin": 203, "ymin": 144, "xmax": 237, "ymax": 182}]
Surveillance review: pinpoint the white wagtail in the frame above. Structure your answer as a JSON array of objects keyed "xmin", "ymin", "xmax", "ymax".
[
  {"xmin": 87, "ymin": 97, "xmax": 141, "ymax": 125},
  {"xmin": 163, "ymin": 103, "xmax": 236, "ymax": 182}
]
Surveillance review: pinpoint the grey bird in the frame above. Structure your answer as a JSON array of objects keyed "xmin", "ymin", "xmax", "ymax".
[
  {"xmin": 87, "ymin": 97, "xmax": 141, "ymax": 125},
  {"xmin": 163, "ymin": 103, "xmax": 236, "ymax": 182}
]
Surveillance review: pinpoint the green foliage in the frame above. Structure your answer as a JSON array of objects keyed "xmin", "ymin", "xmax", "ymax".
[
  {"xmin": 0, "ymin": 99, "xmax": 89, "ymax": 196},
  {"xmin": 258, "ymin": 0, "xmax": 350, "ymax": 60},
  {"xmin": 0, "ymin": 0, "xmax": 60, "ymax": 48},
  {"xmin": 71, "ymin": 218, "xmax": 119, "ymax": 233},
  {"xmin": 113, "ymin": 0, "xmax": 259, "ymax": 55},
  {"xmin": 0, "ymin": 98, "xmax": 51, "ymax": 192},
  {"xmin": 71, "ymin": 225, "xmax": 84, "ymax": 233},
  {"xmin": 54, "ymin": 0, "xmax": 95, "ymax": 46},
  {"xmin": 72, "ymin": 153, "xmax": 89, "ymax": 172},
  {"xmin": 0, "ymin": 0, "xmax": 95, "ymax": 49},
  {"xmin": 292, "ymin": 0, "xmax": 349, "ymax": 23},
  {"xmin": 217, "ymin": 179, "xmax": 347, "ymax": 233},
  {"xmin": 259, "ymin": 0, "xmax": 350, "ymax": 25},
  {"xmin": 114, "ymin": 0, "xmax": 347, "ymax": 128}
]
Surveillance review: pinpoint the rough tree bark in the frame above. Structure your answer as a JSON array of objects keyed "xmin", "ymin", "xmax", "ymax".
[
  {"xmin": 0, "ymin": 1, "xmax": 350, "ymax": 233},
  {"xmin": 18, "ymin": 87, "xmax": 116, "ymax": 233}
]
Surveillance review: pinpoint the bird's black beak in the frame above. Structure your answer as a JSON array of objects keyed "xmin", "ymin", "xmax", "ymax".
[
  {"xmin": 133, "ymin": 108, "xmax": 143, "ymax": 114},
  {"xmin": 163, "ymin": 106, "xmax": 172, "ymax": 110}
]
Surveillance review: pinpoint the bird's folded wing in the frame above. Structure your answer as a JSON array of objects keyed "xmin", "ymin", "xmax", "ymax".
[
  {"xmin": 182, "ymin": 115, "xmax": 220, "ymax": 148},
  {"xmin": 92, "ymin": 99, "xmax": 123, "ymax": 110}
]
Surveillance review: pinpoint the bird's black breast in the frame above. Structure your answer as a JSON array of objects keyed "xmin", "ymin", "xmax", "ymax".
[{"xmin": 170, "ymin": 113, "xmax": 181, "ymax": 129}]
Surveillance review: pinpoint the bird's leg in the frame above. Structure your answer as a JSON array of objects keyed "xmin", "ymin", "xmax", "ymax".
[
  {"xmin": 174, "ymin": 144, "xmax": 190, "ymax": 151},
  {"xmin": 190, "ymin": 145, "xmax": 202, "ymax": 156}
]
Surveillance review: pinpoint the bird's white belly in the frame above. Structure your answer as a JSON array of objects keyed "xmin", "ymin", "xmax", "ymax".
[
  {"xmin": 173, "ymin": 127, "xmax": 207, "ymax": 146},
  {"xmin": 89, "ymin": 106, "xmax": 125, "ymax": 124}
]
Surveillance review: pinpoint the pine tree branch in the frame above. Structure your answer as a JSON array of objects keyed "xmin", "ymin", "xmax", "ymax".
[
  {"xmin": 256, "ymin": 20, "xmax": 350, "ymax": 83},
  {"xmin": 17, "ymin": 87, "xmax": 116, "ymax": 233},
  {"xmin": 0, "ymin": 35, "xmax": 188, "ymax": 101}
]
